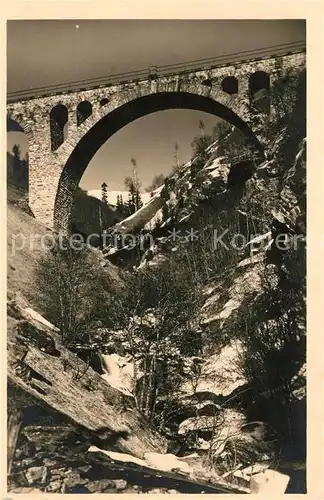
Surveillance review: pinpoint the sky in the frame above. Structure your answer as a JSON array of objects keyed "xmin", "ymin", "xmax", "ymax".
[{"xmin": 7, "ymin": 19, "xmax": 305, "ymax": 196}]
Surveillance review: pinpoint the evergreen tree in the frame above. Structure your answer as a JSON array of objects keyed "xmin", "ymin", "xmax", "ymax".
[
  {"xmin": 116, "ymin": 194, "xmax": 126, "ymax": 216},
  {"xmin": 135, "ymin": 190, "xmax": 143, "ymax": 211},
  {"xmin": 127, "ymin": 181, "xmax": 137, "ymax": 215},
  {"xmin": 120, "ymin": 194, "xmax": 125, "ymax": 214},
  {"xmin": 101, "ymin": 182, "xmax": 108, "ymax": 204},
  {"xmin": 12, "ymin": 144, "xmax": 21, "ymax": 160}
]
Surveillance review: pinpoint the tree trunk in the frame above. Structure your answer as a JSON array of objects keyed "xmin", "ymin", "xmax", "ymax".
[{"xmin": 7, "ymin": 405, "xmax": 23, "ymax": 475}]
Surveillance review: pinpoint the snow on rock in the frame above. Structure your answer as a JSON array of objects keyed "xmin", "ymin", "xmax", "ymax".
[
  {"xmin": 113, "ymin": 189, "xmax": 164, "ymax": 235},
  {"xmin": 203, "ymin": 298, "xmax": 241, "ymax": 324},
  {"xmin": 250, "ymin": 469, "xmax": 290, "ymax": 494},
  {"xmin": 143, "ymin": 453, "xmax": 192, "ymax": 475},
  {"xmin": 204, "ymin": 156, "xmax": 227, "ymax": 171},
  {"xmin": 144, "ymin": 207, "xmax": 164, "ymax": 231},
  {"xmin": 178, "ymin": 213, "xmax": 192, "ymax": 224},
  {"xmin": 24, "ymin": 307, "xmax": 59, "ymax": 332},
  {"xmin": 237, "ymin": 253, "xmax": 265, "ymax": 268},
  {"xmin": 204, "ymin": 157, "xmax": 230, "ymax": 183},
  {"xmin": 88, "ymin": 190, "xmax": 152, "ymax": 207},
  {"xmin": 232, "ymin": 462, "xmax": 270, "ymax": 481},
  {"xmin": 178, "ymin": 409, "xmax": 246, "ymax": 457},
  {"xmin": 100, "ymin": 353, "xmax": 135, "ymax": 396},
  {"xmin": 245, "ymin": 231, "xmax": 273, "ymax": 253},
  {"xmin": 201, "ymin": 266, "xmax": 262, "ymax": 328},
  {"xmin": 131, "ymin": 310, "xmax": 157, "ymax": 328},
  {"xmin": 88, "ymin": 447, "xmax": 193, "ymax": 475},
  {"xmin": 181, "ymin": 341, "xmax": 246, "ymax": 397},
  {"xmin": 88, "ymin": 446, "xmax": 147, "ymax": 467}
]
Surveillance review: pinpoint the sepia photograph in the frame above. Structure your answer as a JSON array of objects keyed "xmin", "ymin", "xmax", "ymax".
[{"xmin": 6, "ymin": 19, "xmax": 306, "ymax": 494}]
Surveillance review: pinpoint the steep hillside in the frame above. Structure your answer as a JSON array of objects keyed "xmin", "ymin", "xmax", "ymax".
[
  {"xmin": 7, "ymin": 184, "xmax": 121, "ymax": 311},
  {"xmin": 8, "ymin": 185, "xmax": 51, "ymax": 304}
]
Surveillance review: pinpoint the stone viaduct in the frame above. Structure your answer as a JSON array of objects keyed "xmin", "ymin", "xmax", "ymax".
[{"xmin": 7, "ymin": 50, "xmax": 306, "ymax": 232}]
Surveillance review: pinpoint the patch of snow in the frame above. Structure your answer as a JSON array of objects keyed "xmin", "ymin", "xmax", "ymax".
[
  {"xmin": 106, "ymin": 247, "xmax": 117, "ymax": 256},
  {"xmin": 204, "ymin": 157, "xmax": 227, "ymax": 171},
  {"xmin": 88, "ymin": 446, "xmax": 146, "ymax": 467},
  {"xmin": 201, "ymin": 292, "xmax": 221, "ymax": 311},
  {"xmin": 178, "ymin": 213, "xmax": 192, "ymax": 224},
  {"xmin": 24, "ymin": 308, "xmax": 59, "ymax": 331},
  {"xmin": 245, "ymin": 231, "xmax": 272, "ymax": 247},
  {"xmin": 202, "ymin": 268, "xmax": 262, "ymax": 327},
  {"xmin": 178, "ymin": 409, "xmax": 246, "ymax": 456},
  {"xmin": 100, "ymin": 353, "xmax": 135, "ymax": 396},
  {"xmin": 144, "ymin": 207, "xmax": 163, "ymax": 231},
  {"xmin": 113, "ymin": 192, "xmax": 163, "ymax": 234},
  {"xmin": 250, "ymin": 469, "xmax": 290, "ymax": 494},
  {"xmin": 144, "ymin": 452, "xmax": 192, "ymax": 474},
  {"xmin": 181, "ymin": 341, "xmax": 246, "ymax": 397},
  {"xmin": 233, "ymin": 462, "xmax": 270, "ymax": 481},
  {"xmin": 202, "ymin": 285, "xmax": 217, "ymax": 297},
  {"xmin": 88, "ymin": 447, "xmax": 193, "ymax": 475}
]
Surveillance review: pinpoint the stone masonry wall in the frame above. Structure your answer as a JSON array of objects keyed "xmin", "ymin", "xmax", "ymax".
[{"xmin": 7, "ymin": 52, "xmax": 306, "ymax": 231}]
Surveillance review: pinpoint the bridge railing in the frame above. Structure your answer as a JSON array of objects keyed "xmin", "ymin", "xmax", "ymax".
[{"xmin": 7, "ymin": 40, "xmax": 305, "ymax": 103}]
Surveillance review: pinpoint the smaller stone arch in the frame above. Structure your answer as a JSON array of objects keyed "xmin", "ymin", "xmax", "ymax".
[
  {"xmin": 50, "ymin": 104, "xmax": 69, "ymax": 151},
  {"xmin": 221, "ymin": 76, "xmax": 238, "ymax": 95},
  {"xmin": 100, "ymin": 98, "xmax": 110, "ymax": 107},
  {"xmin": 249, "ymin": 71, "xmax": 270, "ymax": 113},
  {"xmin": 77, "ymin": 100, "xmax": 92, "ymax": 126}
]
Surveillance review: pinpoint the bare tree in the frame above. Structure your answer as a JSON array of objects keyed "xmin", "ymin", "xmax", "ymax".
[{"xmin": 36, "ymin": 236, "xmax": 110, "ymax": 345}]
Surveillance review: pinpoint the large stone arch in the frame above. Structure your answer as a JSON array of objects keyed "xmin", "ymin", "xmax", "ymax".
[{"xmin": 54, "ymin": 91, "xmax": 264, "ymax": 232}]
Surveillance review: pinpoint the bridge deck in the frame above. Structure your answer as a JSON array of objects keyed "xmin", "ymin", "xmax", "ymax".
[{"xmin": 7, "ymin": 41, "xmax": 305, "ymax": 103}]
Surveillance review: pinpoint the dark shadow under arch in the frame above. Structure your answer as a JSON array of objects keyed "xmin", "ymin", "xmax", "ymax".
[{"xmin": 54, "ymin": 91, "xmax": 264, "ymax": 231}]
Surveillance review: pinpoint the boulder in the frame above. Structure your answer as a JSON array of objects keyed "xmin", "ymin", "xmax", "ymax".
[
  {"xmin": 63, "ymin": 471, "xmax": 87, "ymax": 489},
  {"xmin": 46, "ymin": 480, "xmax": 62, "ymax": 492},
  {"xmin": 113, "ymin": 479, "xmax": 128, "ymax": 490},
  {"xmin": 86, "ymin": 479, "xmax": 117, "ymax": 492},
  {"xmin": 24, "ymin": 466, "xmax": 48, "ymax": 485}
]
